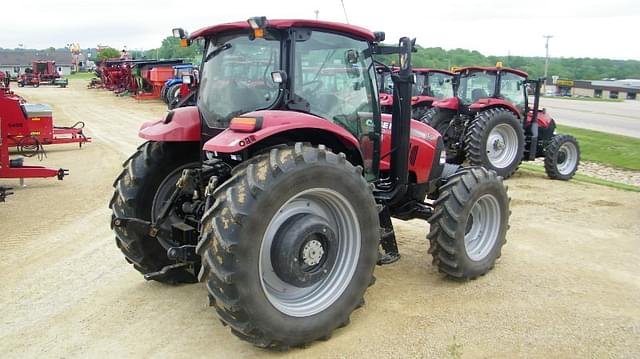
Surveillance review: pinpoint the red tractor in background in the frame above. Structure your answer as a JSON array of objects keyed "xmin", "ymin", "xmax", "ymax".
[
  {"xmin": 422, "ymin": 64, "xmax": 580, "ymax": 179},
  {"xmin": 377, "ymin": 66, "xmax": 455, "ymax": 119},
  {"xmin": 110, "ymin": 17, "xmax": 510, "ymax": 349},
  {"xmin": 17, "ymin": 61, "xmax": 68, "ymax": 88}
]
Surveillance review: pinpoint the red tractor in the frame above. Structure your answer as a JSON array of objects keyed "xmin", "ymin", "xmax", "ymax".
[
  {"xmin": 422, "ymin": 64, "xmax": 580, "ymax": 179},
  {"xmin": 17, "ymin": 61, "xmax": 68, "ymax": 88},
  {"xmin": 377, "ymin": 66, "xmax": 455, "ymax": 119},
  {"xmin": 110, "ymin": 17, "xmax": 510, "ymax": 349}
]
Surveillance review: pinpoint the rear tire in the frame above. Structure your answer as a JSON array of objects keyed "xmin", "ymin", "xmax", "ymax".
[
  {"xmin": 544, "ymin": 134, "xmax": 580, "ymax": 180},
  {"xmin": 464, "ymin": 108, "xmax": 524, "ymax": 179},
  {"xmin": 109, "ymin": 141, "xmax": 200, "ymax": 284},
  {"xmin": 420, "ymin": 108, "xmax": 464, "ymax": 164},
  {"xmin": 427, "ymin": 167, "xmax": 510, "ymax": 280},
  {"xmin": 197, "ymin": 143, "xmax": 379, "ymax": 349}
]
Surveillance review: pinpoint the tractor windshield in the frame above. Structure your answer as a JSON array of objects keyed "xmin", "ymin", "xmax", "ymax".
[
  {"xmin": 413, "ymin": 72, "xmax": 454, "ymax": 98},
  {"xmin": 198, "ymin": 34, "xmax": 280, "ymax": 128},
  {"xmin": 457, "ymin": 70, "xmax": 496, "ymax": 104}
]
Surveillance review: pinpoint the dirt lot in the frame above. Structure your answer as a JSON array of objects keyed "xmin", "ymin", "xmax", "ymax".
[{"xmin": 1, "ymin": 81, "xmax": 639, "ymax": 358}]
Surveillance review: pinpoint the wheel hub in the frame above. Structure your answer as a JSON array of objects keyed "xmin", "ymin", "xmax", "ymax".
[
  {"xmin": 302, "ymin": 239, "xmax": 325, "ymax": 266},
  {"xmin": 271, "ymin": 213, "xmax": 337, "ymax": 288}
]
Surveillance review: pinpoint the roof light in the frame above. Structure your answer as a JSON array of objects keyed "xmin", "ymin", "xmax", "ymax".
[{"xmin": 247, "ymin": 17, "xmax": 268, "ymax": 39}]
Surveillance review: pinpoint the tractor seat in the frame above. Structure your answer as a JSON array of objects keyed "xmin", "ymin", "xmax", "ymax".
[
  {"xmin": 22, "ymin": 103, "xmax": 53, "ymax": 118},
  {"xmin": 471, "ymin": 88, "xmax": 488, "ymax": 102}
]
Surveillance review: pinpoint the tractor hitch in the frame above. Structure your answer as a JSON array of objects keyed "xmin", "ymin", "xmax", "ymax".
[{"xmin": 0, "ymin": 186, "xmax": 13, "ymax": 202}]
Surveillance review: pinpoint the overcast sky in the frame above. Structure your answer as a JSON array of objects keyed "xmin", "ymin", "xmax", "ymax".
[{"xmin": 1, "ymin": 0, "xmax": 639, "ymax": 60}]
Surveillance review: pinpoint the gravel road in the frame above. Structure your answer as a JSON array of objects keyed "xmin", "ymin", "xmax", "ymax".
[{"xmin": 1, "ymin": 81, "xmax": 639, "ymax": 358}]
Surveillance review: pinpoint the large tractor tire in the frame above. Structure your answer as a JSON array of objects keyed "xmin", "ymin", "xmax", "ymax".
[
  {"xmin": 464, "ymin": 108, "xmax": 524, "ymax": 179},
  {"xmin": 110, "ymin": 141, "xmax": 201, "ymax": 284},
  {"xmin": 427, "ymin": 167, "xmax": 509, "ymax": 280},
  {"xmin": 420, "ymin": 108, "xmax": 465, "ymax": 164},
  {"xmin": 160, "ymin": 83, "xmax": 170, "ymax": 104},
  {"xmin": 165, "ymin": 83, "xmax": 182, "ymax": 105},
  {"xmin": 544, "ymin": 134, "xmax": 580, "ymax": 180},
  {"xmin": 197, "ymin": 143, "xmax": 379, "ymax": 349}
]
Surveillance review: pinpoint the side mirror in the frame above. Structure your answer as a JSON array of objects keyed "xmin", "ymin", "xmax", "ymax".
[
  {"xmin": 172, "ymin": 28, "xmax": 190, "ymax": 47},
  {"xmin": 172, "ymin": 28, "xmax": 186, "ymax": 39},
  {"xmin": 345, "ymin": 49, "xmax": 359, "ymax": 64}
]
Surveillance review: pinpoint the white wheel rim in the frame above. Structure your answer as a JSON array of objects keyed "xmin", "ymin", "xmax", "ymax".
[
  {"xmin": 486, "ymin": 124, "xmax": 519, "ymax": 169},
  {"xmin": 557, "ymin": 142, "xmax": 578, "ymax": 175},
  {"xmin": 259, "ymin": 188, "xmax": 360, "ymax": 317},
  {"xmin": 464, "ymin": 194, "xmax": 501, "ymax": 261}
]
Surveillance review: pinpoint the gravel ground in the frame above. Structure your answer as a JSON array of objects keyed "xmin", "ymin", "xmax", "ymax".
[
  {"xmin": 1, "ymin": 81, "xmax": 639, "ymax": 358},
  {"xmin": 531, "ymin": 158, "xmax": 640, "ymax": 187}
]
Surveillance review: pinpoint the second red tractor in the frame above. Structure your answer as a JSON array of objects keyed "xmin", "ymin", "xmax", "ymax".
[{"xmin": 422, "ymin": 64, "xmax": 580, "ymax": 179}]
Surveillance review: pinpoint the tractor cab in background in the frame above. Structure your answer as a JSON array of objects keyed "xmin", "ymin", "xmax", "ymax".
[{"xmin": 377, "ymin": 66, "xmax": 454, "ymax": 119}]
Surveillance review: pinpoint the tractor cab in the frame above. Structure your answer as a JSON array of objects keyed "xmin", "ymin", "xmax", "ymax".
[
  {"xmin": 377, "ymin": 66, "xmax": 454, "ymax": 118},
  {"xmin": 454, "ymin": 65, "xmax": 528, "ymax": 116},
  {"xmin": 189, "ymin": 19, "xmax": 383, "ymax": 176}
]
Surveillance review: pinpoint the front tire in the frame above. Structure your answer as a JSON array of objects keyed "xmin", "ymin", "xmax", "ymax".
[
  {"xmin": 544, "ymin": 134, "xmax": 580, "ymax": 180},
  {"xmin": 109, "ymin": 141, "xmax": 200, "ymax": 284},
  {"xmin": 197, "ymin": 144, "xmax": 379, "ymax": 349},
  {"xmin": 427, "ymin": 167, "xmax": 510, "ymax": 280},
  {"xmin": 464, "ymin": 108, "xmax": 524, "ymax": 178}
]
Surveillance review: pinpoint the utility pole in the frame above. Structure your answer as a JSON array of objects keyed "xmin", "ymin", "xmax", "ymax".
[
  {"xmin": 314, "ymin": 10, "xmax": 319, "ymax": 20},
  {"xmin": 543, "ymin": 35, "xmax": 553, "ymax": 93}
]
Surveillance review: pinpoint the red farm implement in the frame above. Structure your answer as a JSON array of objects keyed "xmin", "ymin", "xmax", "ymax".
[
  {"xmin": 90, "ymin": 59, "xmax": 183, "ymax": 100},
  {"xmin": 0, "ymin": 84, "xmax": 90, "ymax": 183}
]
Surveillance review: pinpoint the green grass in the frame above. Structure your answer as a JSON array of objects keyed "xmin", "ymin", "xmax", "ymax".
[
  {"xmin": 541, "ymin": 95, "xmax": 624, "ymax": 103},
  {"xmin": 555, "ymin": 124, "xmax": 640, "ymax": 171},
  {"xmin": 519, "ymin": 163, "xmax": 640, "ymax": 192},
  {"xmin": 65, "ymin": 72, "xmax": 96, "ymax": 80}
]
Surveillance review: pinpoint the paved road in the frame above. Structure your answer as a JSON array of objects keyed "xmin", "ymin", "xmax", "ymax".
[{"xmin": 540, "ymin": 98, "xmax": 640, "ymax": 138}]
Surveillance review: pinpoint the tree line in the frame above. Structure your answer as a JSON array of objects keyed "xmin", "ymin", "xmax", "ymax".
[
  {"xmin": 384, "ymin": 46, "xmax": 640, "ymax": 80},
  {"xmin": 5, "ymin": 40, "xmax": 639, "ymax": 80}
]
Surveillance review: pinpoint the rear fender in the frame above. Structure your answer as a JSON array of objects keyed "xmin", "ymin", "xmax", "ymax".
[
  {"xmin": 469, "ymin": 99, "xmax": 522, "ymax": 117},
  {"xmin": 138, "ymin": 106, "xmax": 200, "ymax": 142},
  {"xmin": 411, "ymin": 95, "xmax": 436, "ymax": 107},
  {"xmin": 432, "ymin": 97, "xmax": 459, "ymax": 111},
  {"xmin": 202, "ymin": 110, "xmax": 362, "ymax": 163}
]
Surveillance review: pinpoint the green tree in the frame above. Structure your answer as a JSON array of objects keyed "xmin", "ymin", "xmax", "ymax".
[{"xmin": 97, "ymin": 47, "xmax": 121, "ymax": 61}]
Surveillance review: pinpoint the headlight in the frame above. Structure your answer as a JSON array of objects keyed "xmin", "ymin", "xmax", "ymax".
[{"xmin": 439, "ymin": 150, "xmax": 446, "ymax": 165}]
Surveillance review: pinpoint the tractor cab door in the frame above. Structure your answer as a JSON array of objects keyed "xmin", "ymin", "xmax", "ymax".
[
  {"xmin": 498, "ymin": 72, "xmax": 527, "ymax": 116},
  {"xmin": 292, "ymin": 30, "xmax": 381, "ymax": 180}
]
